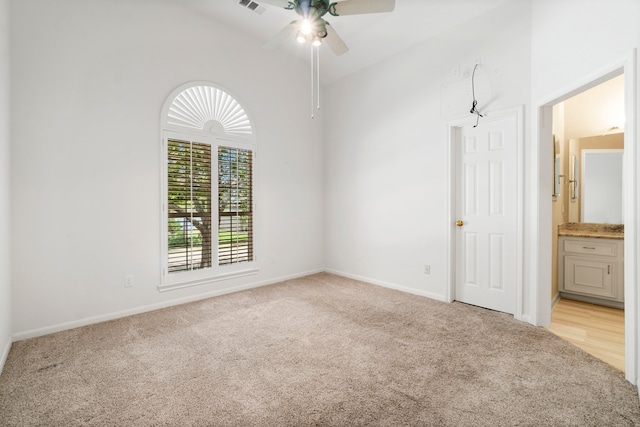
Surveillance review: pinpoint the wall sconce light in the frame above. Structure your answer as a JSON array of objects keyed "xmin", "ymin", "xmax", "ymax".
[{"xmin": 569, "ymin": 154, "xmax": 578, "ymax": 201}]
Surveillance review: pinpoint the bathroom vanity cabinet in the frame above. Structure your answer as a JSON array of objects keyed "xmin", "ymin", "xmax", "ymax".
[{"xmin": 558, "ymin": 236, "xmax": 624, "ymax": 308}]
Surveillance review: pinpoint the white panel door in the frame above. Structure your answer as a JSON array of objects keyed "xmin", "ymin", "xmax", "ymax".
[{"xmin": 455, "ymin": 117, "xmax": 517, "ymax": 314}]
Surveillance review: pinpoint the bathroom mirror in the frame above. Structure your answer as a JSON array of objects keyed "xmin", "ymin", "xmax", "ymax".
[
  {"xmin": 567, "ymin": 133, "xmax": 624, "ymax": 223},
  {"xmin": 581, "ymin": 149, "xmax": 623, "ymax": 223}
]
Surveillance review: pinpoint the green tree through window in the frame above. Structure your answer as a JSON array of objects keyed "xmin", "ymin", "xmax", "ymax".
[
  {"xmin": 167, "ymin": 140, "xmax": 212, "ymax": 272},
  {"xmin": 218, "ymin": 147, "xmax": 253, "ymax": 265},
  {"xmin": 167, "ymin": 140, "xmax": 253, "ymax": 272}
]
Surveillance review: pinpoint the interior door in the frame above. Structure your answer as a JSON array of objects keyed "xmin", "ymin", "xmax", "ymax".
[{"xmin": 455, "ymin": 116, "xmax": 517, "ymax": 314}]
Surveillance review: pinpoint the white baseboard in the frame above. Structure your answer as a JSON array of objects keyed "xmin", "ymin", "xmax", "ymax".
[
  {"xmin": 11, "ymin": 268, "xmax": 447, "ymax": 342},
  {"xmin": 519, "ymin": 314, "xmax": 532, "ymax": 324},
  {"xmin": 325, "ymin": 269, "xmax": 448, "ymax": 302},
  {"xmin": 0, "ymin": 336, "xmax": 11, "ymax": 376},
  {"xmin": 551, "ymin": 292, "xmax": 561, "ymax": 310},
  {"xmin": 12, "ymin": 269, "xmax": 324, "ymax": 342}
]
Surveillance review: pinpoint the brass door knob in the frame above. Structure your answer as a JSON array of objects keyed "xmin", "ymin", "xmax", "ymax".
[{"xmin": 456, "ymin": 220, "xmax": 464, "ymax": 227}]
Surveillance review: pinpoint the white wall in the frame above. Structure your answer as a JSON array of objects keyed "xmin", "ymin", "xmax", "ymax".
[
  {"xmin": 324, "ymin": 0, "xmax": 531, "ymax": 302},
  {"xmin": 531, "ymin": 0, "xmax": 639, "ymax": 99},
  {"xmin": 10, "ymin": 0, "xmax": 324, "ymax": 337},
  {"xmin": 0, "ymin": 0, "xmax": 12, "ymax": 372},
  {"xmin": 563, "ymin": 75, "xmax": 625, "ymax": 139}
]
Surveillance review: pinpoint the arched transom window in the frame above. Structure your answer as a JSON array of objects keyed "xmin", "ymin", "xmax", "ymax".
[{"xmin": 166, "ymin": 85, "xmax": 253, "ymax": 137}]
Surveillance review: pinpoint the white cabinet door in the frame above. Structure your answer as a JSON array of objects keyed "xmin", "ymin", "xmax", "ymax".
[{"xmin": 563, "ymin": 256, "xmax": 617, "ymax": 300}]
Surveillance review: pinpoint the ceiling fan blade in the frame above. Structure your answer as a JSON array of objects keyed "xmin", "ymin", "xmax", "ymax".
[
  {"xmin": 257, "ymin": 0, "xmax": 292, "ymax": 8},
  {"xmin": 330, "ymin": 0, "xmax": 395, "ymax": 16},
  {"xmin": 263, "ymin": 21, "xmax": 298, "ymax": 50},
  {"xmin": 324, "ymin": 24, "xmax": 349, "ymax": 56}
]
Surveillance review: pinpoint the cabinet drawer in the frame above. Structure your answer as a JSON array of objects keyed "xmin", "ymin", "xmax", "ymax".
[{"xmin": 563, "ymin": 239, "xmax": 617, "ymax": 256}]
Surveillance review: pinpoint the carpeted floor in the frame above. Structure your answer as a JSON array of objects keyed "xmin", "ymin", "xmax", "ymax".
[{"xmin": 1, "ymin": 272, "xmax": 639, "ymax": 426}]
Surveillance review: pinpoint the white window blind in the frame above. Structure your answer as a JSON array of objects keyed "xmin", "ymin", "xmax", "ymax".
[
  {"xmin": 167, "ymin": 139, "xmax": 213, "ymax": 272},
  {"xmin": 218, "ymin": 146, "xmax": 254, "ymax": 265}
]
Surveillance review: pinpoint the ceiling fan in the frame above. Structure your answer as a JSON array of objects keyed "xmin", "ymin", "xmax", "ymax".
[{"xmin": 260, "ymin": 0, "xmax": 395, "ymax": 56}]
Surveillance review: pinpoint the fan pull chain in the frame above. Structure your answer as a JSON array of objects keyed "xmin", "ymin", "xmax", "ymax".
[
  {"xmin": 310, "ymin": 44, "xmax": 321, "ymax": 118},
  {"xmin": 310, "ymin": 44, "xmax": 315, "ymax": 119},
  {"xmin": 316, "ymin": 45, "xmax": 320, "ymax": 111}
]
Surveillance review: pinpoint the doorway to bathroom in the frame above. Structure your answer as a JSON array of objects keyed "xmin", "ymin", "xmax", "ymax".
[
  {"xmin": 542, "ymin": 69, "xmax": 632, "ymax": 376},
  {"xmin": 551, "ymin": 76, "xmax": 625, "ymax": 285}
]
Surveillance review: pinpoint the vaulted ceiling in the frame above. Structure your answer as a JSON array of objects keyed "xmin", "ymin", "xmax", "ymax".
[{"xmin": 180, "ymin": 0, "xmax": 513, "ymax": 83}]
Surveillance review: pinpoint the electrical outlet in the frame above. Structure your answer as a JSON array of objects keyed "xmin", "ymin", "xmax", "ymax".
[
  {"xmin": 451, "ymin": 66, "xmax": 460, "ymax": 78},
  {"xmin": 125, "ymin": 275, "xmax": 134, "ymax": 288},
  {"xmin": 424, "ymin": 265, "xmax": 431, "ymax": 275}
]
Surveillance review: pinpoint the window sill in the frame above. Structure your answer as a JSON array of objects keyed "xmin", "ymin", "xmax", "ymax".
[{"xmin": 158, "ymin": 267, "xmax": 259, "ymax": 292}]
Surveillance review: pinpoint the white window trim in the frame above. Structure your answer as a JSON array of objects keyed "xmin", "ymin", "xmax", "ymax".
[{"xmin": 159, "ymin": 83, "xmax": 258, "ymax": 291}]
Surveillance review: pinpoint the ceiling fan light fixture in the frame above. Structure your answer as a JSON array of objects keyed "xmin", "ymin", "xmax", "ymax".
[
  {"xmin": 300, "ymin": 19, "xmax": 312, "ymax": 35},
  {"xmin": 296, "ymin": 31, "xmax": 307, "ymax": 43},
  {"xmin": 316, "ymin": 22, "xmax": 328, "ymax": 38},
  {"xmin": 312, "ymin": 35, "xmax": 322, "ymax": 46}
]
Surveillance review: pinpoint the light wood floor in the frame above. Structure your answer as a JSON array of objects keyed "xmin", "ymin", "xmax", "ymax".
[{"xmin": 548, "ymin": 298, "xmax": 625, "ymax": 372}]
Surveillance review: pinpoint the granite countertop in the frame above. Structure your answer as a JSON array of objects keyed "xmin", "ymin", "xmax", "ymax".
[{"xmin": 558, "ymin": 223, "xmax": 624, "ymax": 240}]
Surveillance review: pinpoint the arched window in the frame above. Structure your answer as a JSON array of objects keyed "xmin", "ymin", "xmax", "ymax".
[{"xmin": 160, "ymin": 82, "xmax": 257, "ymax": 290}]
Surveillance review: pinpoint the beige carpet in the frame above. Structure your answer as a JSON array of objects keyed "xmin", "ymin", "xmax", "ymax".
[{"xmin": 1, "ymin": 272, "xmax": 639, "ymax": 426}]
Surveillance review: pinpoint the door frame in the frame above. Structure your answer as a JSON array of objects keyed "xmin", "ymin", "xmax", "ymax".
[
  {"xmin": 446, "ymin": 105, "xmax": 525, "ymax": 320},
  {"xmin": 533, "ymin": 50, "xmax": 638, "ymax": 384}
]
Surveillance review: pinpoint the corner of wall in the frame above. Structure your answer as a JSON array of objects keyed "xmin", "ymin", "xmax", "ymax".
[
  {"xmin": 0, "ymin": 0, "xmax": 11, "ymax": 376},
  {"xmin": 0, "ymin": 338, "xmax": 11, "ymax": 376}
]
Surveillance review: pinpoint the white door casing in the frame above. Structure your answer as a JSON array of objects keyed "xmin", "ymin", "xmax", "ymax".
[
  {"xmin": 533, "ymin": 51, "xmax": 637, "ymax": 384},
  {"xmin": 447, "ymin": 106, "xmax": 523, "ymax": 318}
]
